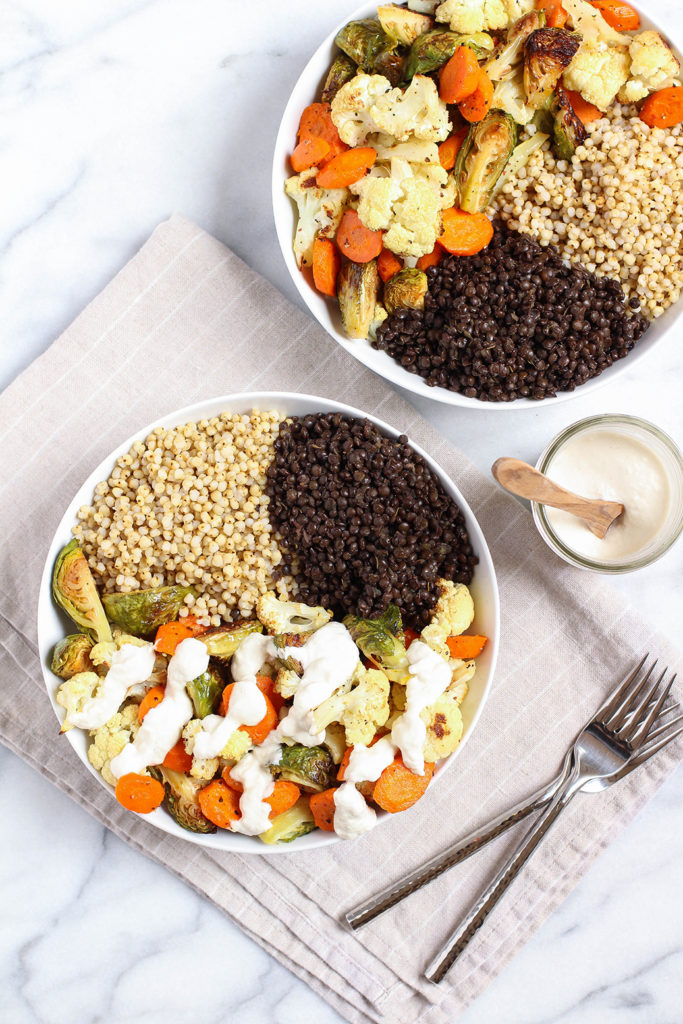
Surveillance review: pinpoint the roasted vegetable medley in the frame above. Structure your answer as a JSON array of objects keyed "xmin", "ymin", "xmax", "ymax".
[
  {"xmin": 51, "ymin": 540, "xmax": 488, "ymax": 843},
  {"xmin": 284, "ymin": 0, "xmax": 683, "ymax": 398}
]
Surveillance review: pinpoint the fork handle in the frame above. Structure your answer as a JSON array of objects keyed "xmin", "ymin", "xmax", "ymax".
[
  {"xmin": 424, "ymin": 759, "xmax": 581, "ymax": 984},
  {"xmin": 345, "ymin": 753, "xmax": 574, "ymax": 931}
]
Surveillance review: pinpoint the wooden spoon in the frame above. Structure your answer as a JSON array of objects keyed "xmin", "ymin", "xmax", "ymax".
[{"xmin": 492, "ymin": 457, "xmax": 624, "ymax": 540}]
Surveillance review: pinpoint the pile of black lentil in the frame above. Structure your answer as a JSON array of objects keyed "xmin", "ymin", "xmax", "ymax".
[
  {"xmin": 373, "ymin": 223, "xmax": 649, "ymax": 401},
  {"xmin": 266, "ymin": 413, "xmax": 477, "ymax": 627}
]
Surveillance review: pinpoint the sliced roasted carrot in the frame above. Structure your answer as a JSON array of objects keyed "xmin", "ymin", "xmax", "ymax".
[
  {"xmin": 220, "ymin": 682, "xmax": 278, "ymax": 745},
  {"xmin": 198, "ymin": 780, "xmax": 241, "ymax": 829},
  {"xmin": 404, "ymin": 627, "xmax": 421, "ymax": 649},
  {"xmin": 438, "ymin": 126, "xmax": 468, "ymax": 170},
  {"xmin": 439, "ymin": 46, "xmax": 481, "ymax": 105},
  {"xmin": 162, "ymin": 739, "xmax": 194, "ymax": 773},
  {"xmin": 313, "ymin": 237, "xmax": 340, "ymax": 297},
  {"xmin": 446, "ymin": 634, "xmax": 488, "ymax": 659},
  {"xmin": 337, "ymin": 734, "xmax": 382, "ymax": 782},
  {"xmin": 138, "ymin": 684, "xmax": 165, "ymax": 723},
  {"xmin": 565, "ymin": 89, "xmax": 602, "ymax": 125},
  {"xmin": 297, "ymin": 102, "xmax": 348, "ymax": 159},
  {"xmin": 219, "ymin": 675, "xmax": 284, "ymax": 716},
  {"xmin": 115, "ymin": 772, "xmax": 165, "ymax": 814},
  {"xmin": 416, "ymin": 242, "xmax": 445, "ymax": 271},
  {"xmin": 154, "ymin": 615, "xmax": 208, "ymax": 656},
  {"xmin": 372, "ymin": 757, "xmax": 435, "ymax": 813},
  {"xmin": 640, "ymin": 86, "xmax": 683, "ymax": 129},
  {"xmin": 316, "ymin": 147, "xmax": 377, "ymax": 189},
  {"xmin": 439, "ymin": 208, "xmax": 493, "ymax": 256},
  {"xmin": 458, "ymin": 68, "xmax": 494, "ymax": 123},
  {"xmin": 536, "ymin": 0, "xmax": 567, "ymax": 27},
  {"xmin": 221, "ymin": 769, "xmax": 300, "ymax": 819},
  {"xmin": 309, "ymin": 788, "xmax": 337, "ymax": 831},
  {"xmin": 589, "ymin": 0, "xmax": 639, "ymax": 30},
  {"xmin": 291, "ymin": 136, "xmax": 332, "ymax": 173},
  {"xmin": 336, "ymin": 210, "xmax": 383, "ymax": 263},
  {"xmin": 377, "ymin": 247, "xmax": 403, "ymax": 283}
]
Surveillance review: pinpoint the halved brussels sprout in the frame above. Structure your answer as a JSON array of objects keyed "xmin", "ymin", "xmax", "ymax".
[
  {"xmin": 523, "ymin": 28, "xmax": 580, "ymax": 109},
  {"xmin": 343, "ymin": 605, "xmax": 408, "ymax": 683},
  {"xmin": 485, "ymin": 11, "xmax": 545, "ymax": 82},
  {"xmin": 551, "ymin": 83, "xmax": 587, "ymax": 160},
  {"xmin": 187, "ymin": 664, "xmax": 225, "ymax": 719},
  {"xmin": 200, "ymin": 620, "xmax": 264, "ymax": 660},
  {"xmin": 101, "ymin": 585, "xmax": 196, "ymax": 638},
  {"xmin": 272, "ymin": 744, "xmax": 336, "ymax": 792},
  {"xmin": 52, "ymin": 540, "xmax": 113, "ymax": 644},
  {"xmin": 335, "ymin": 19, "xmax": 403, "ymax": 85},
  {"xmin": 321, "ymin": 54, "xmax": 357, "ymax": 103},
  {"xmin": 454, "ymin": 110, "xmax": 517, "ymax": 214},
  {"xmin": 151, "ymin": 767, "xmax": 216, "ymax": 834},
  {"xmin": 406, "ymin": 29, "xmax": 493, "ymax": 79},
  {"xmin": 377, "ymin": 4, "xmax": 433, "ymax": 46},
  {"xmin": 259, "ymin": 797, "xmax": 317, "ymax": 844},
  {"xmin": 384, "ymin": 268, "xmax": 428, "ymax": 315},
  {"xmin": 51, "ymin": 633, "xmax": 95, "ymax": 679},
  {"xmin": 337, "ymin": 257, "xmax": 380, "ymax": 340}
]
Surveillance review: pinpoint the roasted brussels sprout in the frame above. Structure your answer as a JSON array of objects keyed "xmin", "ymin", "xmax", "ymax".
[
  {"xmin": 259, "ymin": 797, "xmax": 317, "ymax": 844},
  {"xmin": 186, "ymin": 664, "xmax": 225, "ymax": 719},
  {"xmin": 151, "ymin": 767, "xmax": 217, "ymax": 834},
  {"xmin": 321, "ymin": 54, "xmax": 357, "ymax": 103},
  {"xmin": 377, "ymin": 4, "xmax": 433, "ymax": 46},
  {"xmin": 272, "ymin": 744, "xmax": 336, "ymax": 792},
  {"xmin": 384, "ymin": 268, "xmax": 428, "ymax": 314},
  {"xmin": 551, "ymin": 83, "xmax": 587, "ymax": 160},
  {"xmin": 406, "ymin": 29, "xmax": 493, "ymax": 79},
  {"xmin": 343, "ymin": 605, "xmax": 408, "ymax": 683},
  {"xmin": 101, "ymin": 585, "xmax": 196, "ymax": 638},
  {"xmin": 200, "ymin": 620, "xmax": 264, "ymax": 660},
  {"xmin": 485, "ymin": 11, "xmax": 545, "ymax": 82},
  {"xmin": 337, "ymin": 257, "xmax": 380, "ymax": 340},
  {"xmin": 52, "ymin": 540, "xmax": 113, "ymax": 644},
  {"xmin": 523, "ymin": 28, "xmax": 580, "ymax": 110},
  {"xmin": 454, "ymin": 110, "xmax": 517, "ymax": 214},
  {"xmin": 50, "ymin": 633, "xmax": 95, "ymax": 679},
  {"xmin": 335, "ymin": 19, "xmax": 403, "ymax": 85}
]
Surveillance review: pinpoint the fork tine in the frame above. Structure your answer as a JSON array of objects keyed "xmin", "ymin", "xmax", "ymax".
[
  {"xmin": 630, "ymin": 720, "xmax": 683, "ymax": 767},
  {"xmin": 618, "ymin": 668, "xmax": 674, "ymax": 744},
  {"xmin": 595, "ymin": 654, "xmax": 649, "ymax": 723},
  {"xmin": 602, "ymin": 657, "xmax": 655, "ymax": 729},
  {"xmin": 640, "ymin": 709, "xmax": 683, "ymax": 746}
]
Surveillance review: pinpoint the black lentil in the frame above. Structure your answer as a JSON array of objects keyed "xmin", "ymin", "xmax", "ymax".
[
  {"xmin": 266, "ymin": 414, "xmax": 477, "ymax": 627},
  {"xmin": 373, "ymin": 223, "xmax": 650, "ymax": 402}
]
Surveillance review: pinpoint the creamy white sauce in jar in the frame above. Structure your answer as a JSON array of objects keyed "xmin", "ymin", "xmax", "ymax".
[{"xmin": 543, "ymin": 429, "xmax": 673, "ymax": 564}]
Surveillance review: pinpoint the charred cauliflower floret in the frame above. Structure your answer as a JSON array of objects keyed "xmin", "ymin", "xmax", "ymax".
[
  {"xmin": 256, "ymin": 592, "xmax": 332, "ymax": 635},
  {"xmin": 421, "ymin": 580, "xmax": 475, "ymax": 659},
  {"xmin": 182, "ymin": 719, "xmax": 250, "ymax": 780},
  {"xmin": 312, "ymin": 665, "xmax": 390, "ymax": 746},
  {"xmin": 274, "ymin": 666, "xmax": 301, "ymax": 699},
  {"xmin": 90, "ymin": 628, "xmax": 151, "ymax": 668},
  {"xmin": 284, "ymin": 171, "xmax": 347, "ymax": 269},
  {"xmin": 353, "ymin": 172, "xmax": 445, "ymax": 257},
  {"xmin": 618, "ymin": 31, "xmax": 681, "ymax": 103},
  {"xmin": 56, "ymin": 671, "xmax": 102, "ymax": 733},
  {"xmin": 421, "ymin": 694, "xmax": 464, "ymax": 761},
  {"xmin": 564, "ymin": 41, "xmax": 630, "ymax": 110},
  {"xmin": 332, "ymin": 73, "xmax": 450, "ymax": 146},
  {"xmin": 87, "ymin": 705, "xmax": 139, "ymax": 786},
  {"xmin": 436, "ymin": 0, "xmax": 530, "ymax": 34}
]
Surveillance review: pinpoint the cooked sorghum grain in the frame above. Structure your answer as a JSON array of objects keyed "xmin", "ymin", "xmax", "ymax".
[
  {"xmin": 73, "ymin": 411, "xmax": 296, "ymax": 625},
  {"xmin": 491, "ymin": 107, "xmax": 683, "ymax": 319},
  {"xmin": 266, "ymin": 413, "xmax": 477, "ymax": 627}
]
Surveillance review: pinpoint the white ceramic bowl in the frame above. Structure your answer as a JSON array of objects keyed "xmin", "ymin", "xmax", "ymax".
[
  {"xmin": 272, "ymin": 1, "xmax": 683, "ymax": 410},
  {"xmin": 38, "ymin": 392, "xmax": 499, "ymax": 853}
]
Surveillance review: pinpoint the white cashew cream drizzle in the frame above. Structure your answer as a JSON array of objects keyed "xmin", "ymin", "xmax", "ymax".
[{"xmin": 68, "ymin": 642, "xmax": 157, "ymax": 731}]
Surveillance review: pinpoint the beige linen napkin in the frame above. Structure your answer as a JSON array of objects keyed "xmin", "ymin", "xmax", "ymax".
[{"xmin": 1, "ymin": 215, "xmax": 681, "ymax": 1024}]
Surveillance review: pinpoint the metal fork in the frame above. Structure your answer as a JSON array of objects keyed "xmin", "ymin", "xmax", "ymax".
[{"xmin": 345, "ymin": 658, "xmax": 681, "ymax": 954}]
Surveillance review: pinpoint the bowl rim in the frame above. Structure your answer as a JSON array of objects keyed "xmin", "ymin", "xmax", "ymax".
[
  {"xmin": 37, "ymin": 390, "xmax": 500, "ymax": 854},
  {"xmin": 271, "ymin": 0, "xmax": 683, "ymax": 411}
]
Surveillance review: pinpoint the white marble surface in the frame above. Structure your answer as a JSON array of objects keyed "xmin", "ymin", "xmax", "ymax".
[{"xmin": 1, "ymin": 1, "xmax": 682, "ymax": 1021}]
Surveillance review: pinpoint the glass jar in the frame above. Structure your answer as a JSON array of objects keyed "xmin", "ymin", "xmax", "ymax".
[{"xmin": 532, "ymin": 414, "xmax": 683, "ymax": 574}]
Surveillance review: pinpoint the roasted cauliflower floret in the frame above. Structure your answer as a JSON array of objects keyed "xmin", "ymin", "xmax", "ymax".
[
  {"xmin": 383, "ymin": 177, "xmax": 445, "ymax": 257},
  {"xmin": 421, "ymin": 694, "xmax": 464, "ymax": 761},
  {"xmin": 182, "ymin": 719, "xmax": 250, "ymax": 780},
  {"xmin": 563, "ymin": 40, "xmax": 630, "ymax": 111},
  {"xmin": 56, "ymin": 671, "xmax": 102, "ymax": 733},
  {"xmin": 256, "ymin": 591, "xmax": 332, "ymax": 635},
  {"xmin": 274, "ymin": 666, "xmax": 301, "ymax": 699},
  {"xmin": 312, "ymin": 665, "xmax": 390, "ymax": 746},
  {"xmin": 421, "ymin": 580, "xmax": 475, "ymax": 658},
  {"xmin": 352, "ymin": 174, "xmax": 403, "ymax": 230},
  {"xmin": 618, "ymin": 31, "xmax": 681, "ymax": 103},
  {"xmin": 562, "ymin": 0, "xmax": 629, "ymax": 45},
  {"xmin": 332, "ymin": 73, "xmax": 450, "ymax": 146},
  {"xmin": 87, "ymin": 705, "xmax": 139, "ymax": 786},
  {"xmin": 90, "ymin": 628, "xmax": 150, "ymax": 668},
  {"xmin": 436, "ymin": 0, "xmax": 512, "ymax": 34},
  {"xmin": 284, "ymin": 171, "xmax": 347, "ymax": 269}
]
